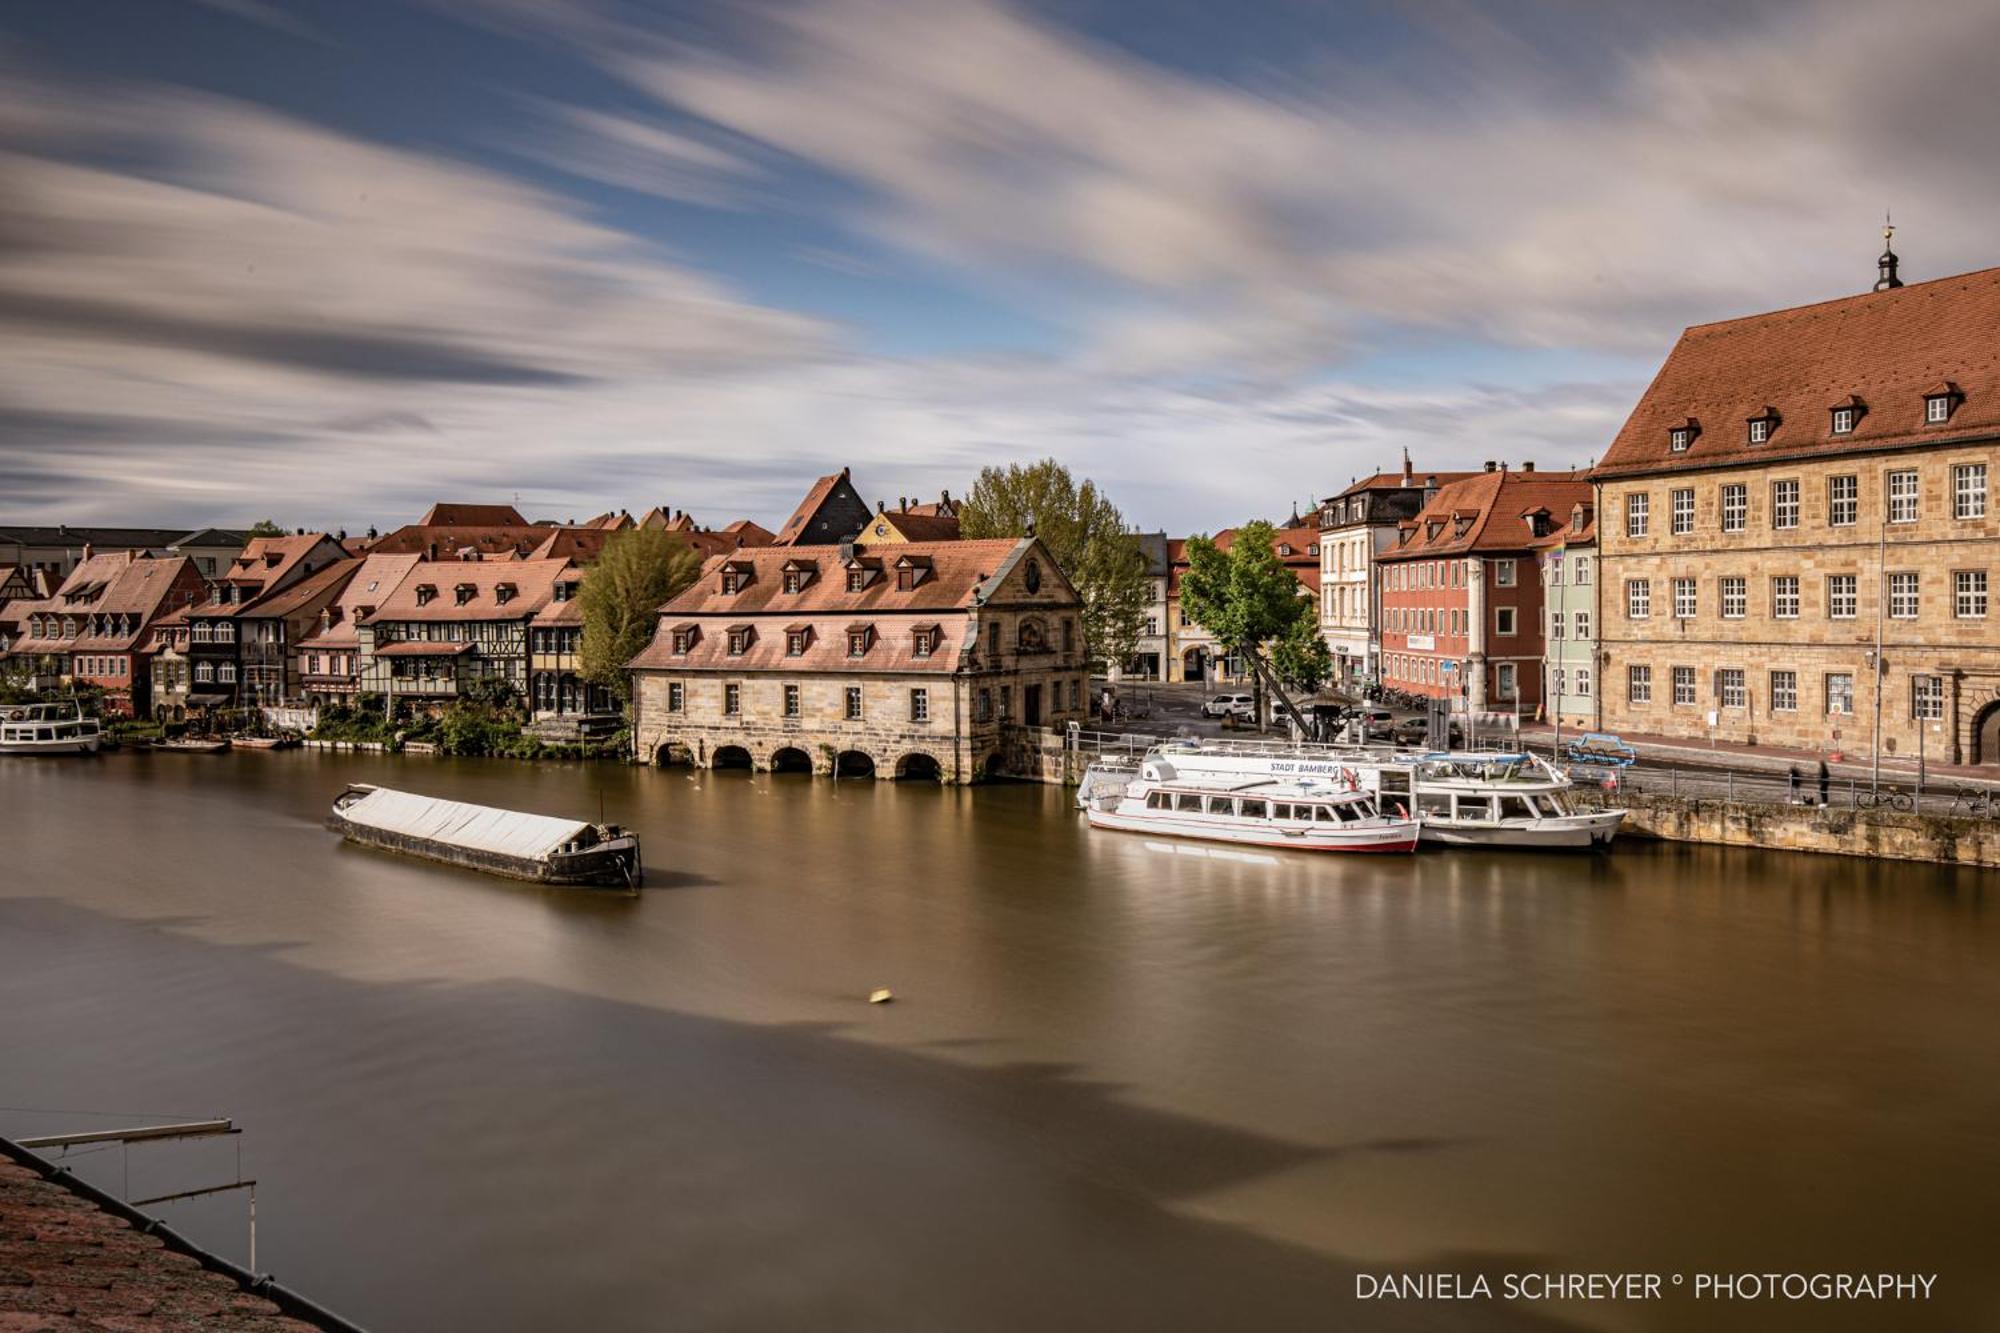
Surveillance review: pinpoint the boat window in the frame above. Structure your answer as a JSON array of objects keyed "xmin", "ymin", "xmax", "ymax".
[
  {"xmin": 1456, "ymin": 796, "xmax": 1495, "ymax": 822},
  {"xmin": 1543, "ymin": 791, "xmax": 1573, "ymax": 815},
  {"xmin": 1271, "ymin": 803, "xmax": 1290, "ymax": 820},
  {"xmin": 1378, "ymin": 770, "xmax": 1412, "ymax": 797},
  {"xmin": 1336, "ymin": 802, "xmax": 1361, "ymax": 823},
  {"xmin": 1239, "ymin": 799, "xmax": 1267, "ymax": 819},
  {"xmin": 1290, "ymin": 804, "xmax": 1315, "ymax": 821},
  {"xmin": 1205, "ymin": 796, "xmax": 1235, "ymax": 816},
  {"xmin": 1500, "ymin": 795, "xmax": 1537, "ymax": 821},
  {"xmin": 1146, "ymin": 791, "xmax": 1169, "ymax": 810},
  {"xmin": 1175, "ymin": 793, "xmax": 1203, "ymax": 813},
  {"xmin": 1315, "ymin": 805, "xmax": 1338, "ymax": 823},
  {"xmin": 1417, "ymin": 793, "xmax": 1452, "ymax": 818}
]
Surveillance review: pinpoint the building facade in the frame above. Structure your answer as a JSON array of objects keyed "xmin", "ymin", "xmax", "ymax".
[
  {"xmin": 357, "ymin": 558, "xmax": 575, "ymax": 713},
  {"xmin": 184, "ymin": 534, "xmax": 348, "ymax": 710},
  {"xmin": 1376, "ymin": 466, "xmax": 1591, "ymax": 716},
  {"xmin": 628, "ymin": 537, "xmax": 1087, "ymax": 782},
  {"xmin": 296, "ymin": 553, "xmax": 423, "ymax": 703},
  {"xmin": 1535, "ymin": 503, "xmax": 1600, "ymax": 732},
  {"xmin": 1165, "ymin": 523, "xmax": 1320, "ymax": 683},
  {"xmin": 1317, "ymin": 468, "xmax": 1472, "ymax": 691},
  {"xmin": 1, "ymin": 551, "xmax": 206, "ymax": 713},
  {"xmin": 1595, "ymin": 255, "xmax": 2000, "ymax": 764}
]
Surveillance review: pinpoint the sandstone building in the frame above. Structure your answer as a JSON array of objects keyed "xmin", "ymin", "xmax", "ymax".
[
  {"xmin": 1594, "ymin": 246, "xmax": 2000, "ymax": 764},
  {"xmin": 627, "ymin": 536, "xmax": 1087, "ymax": 781}
]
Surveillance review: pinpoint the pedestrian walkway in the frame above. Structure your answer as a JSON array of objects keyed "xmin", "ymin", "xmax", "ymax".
[{"xmin": 1523, "ymin": 721, "xmax": 2000, "ymax": 789}]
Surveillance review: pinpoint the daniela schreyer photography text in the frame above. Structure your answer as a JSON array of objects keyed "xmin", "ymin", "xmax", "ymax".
[{"xmin": 1356, "ymin": 1272, "xmax": 1939, "ymax": 1304}]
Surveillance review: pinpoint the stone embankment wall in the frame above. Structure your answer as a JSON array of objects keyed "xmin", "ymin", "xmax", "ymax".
[{"xmin": 1619, "ymin": 794, "xmax": 2000, "ymax": 868}]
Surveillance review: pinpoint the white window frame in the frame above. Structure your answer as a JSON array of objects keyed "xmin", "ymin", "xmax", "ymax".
[
  {"xmin": 1888, "ymin": 571, "xmax": 1919, "ymax": 620},
  {"xmin": 1672, "ymin": 666, "xmax": 1696, "ymax": 706},
  {"xmin": 1829, "ymin": 475, "xmax": 1859, "ymax": 526},
  {"xmin": 1928, "ymin": 395, "xmax": 1952, "ymax": 424},
  {"xmin": 1718, "ymin": 668, "xmax": 1746, "ymax": 709},
  {"xmin": 1825, "ymin": 673, "xmax": 1855, "ymax": 717},
  {"xmin": 1828, "ymin": 574, "xmax": 1858, "ymax": 620},
  {"xmin": 1748, "ymin": 417, "xmax": 1771, "ymax": 444},
  {"xmin": 1720, "ymin": 576, "xmax": 1746, "ymax": 619},
  {"xmin": 1832, "ymin": 406, "xmax": 1855, "ymax": 435},
  {"xmin": 1773, "ymin": 479, "xmax": 1800, "ymax": 529},
  {"xmin": 1671, "ymin": 488, "xmax": 1695, "ymax": 535},
  {"xmin": 1955, "ymin": 464, "xmax": 1987, "ymax": 519},
  {"xmin": 1913, "ymin": 676, "xmax": 1944, "ymax": 722},
  {"xmin": 1773, "ymin": 575, "xmax": 1800, "ymax": 619},
  {"xmin": 1625, "ymin": 492, "xmax": 1650, "ymax": 538},
  {"xmin": 1672, "ymin": 577, "xmax": 1697, "ymax": 620},
  {"xmin": 1720, "ymin": 484, "xmax": 1747, "ymax": 532},
  {"xmin": 1626, "ymin": 579, "xmax": 1650, "ymax": 619},
  {"xmin": 1887, "ymin": 470, "xmax": 1919, "ymax": 524},
  {"xmin": 1628, "ymin": 664, "xmax": 1651, "ymax": 704},
  {"xmin": 1771, "ymin": 670, "xmax": 1798, "ymax": 712},
  {"xmin": 1494, "ymin": 559, "xmax": 1516, "ymax": 587},
  {"xmin": 1956, "ymin": 570, "xmax": 1988, "ymax": 619}
]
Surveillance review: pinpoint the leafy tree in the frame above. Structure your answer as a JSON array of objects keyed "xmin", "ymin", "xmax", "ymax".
[
  {"xmin": 580, "ymin": 527, "xmax": 702, "ymax": 701},
  {"xmin": 957, "ymin": 459, "xmax": 1149, "ymax": 671},
  {"xmin": 246, "ymin": 518, "xmax": 287, "ymax": 537},
  {"xmin": 1270, "ymin": 614, "xmax": 1334, "ymax": 698},
  {"xmin": 1177, "ymin": 520, "xmax": 1321, "ymax": 729}
]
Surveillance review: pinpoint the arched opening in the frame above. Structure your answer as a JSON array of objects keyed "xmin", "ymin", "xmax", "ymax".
[
  {"xmin": 769, "ymin": 746, "xmax": 813, "ymax": 774},
  {"xmin": 835, "ymin": 749, "xmax": 876, "ymax": 778},
  {"xmin": 895, "ymin": 752, "xmax": 943, "ymax": 782},
  {"xmin": 1974, "ymin": 701, "xmax": 2000, "ymax": 765},
  {"xmin": 653, "ymin": 740, "xmax": 695, "ymax": 767},
  {"xmin": 1182, "ymin": 646, "xmax": 1210, "ymax": 682},
  {"xmin": 980, "ymin": 750, "xmax": 1008, "ymax": 780},
  {"xmin": 711, "ymin": 744, "xmax": 754, "ymax": 770}
]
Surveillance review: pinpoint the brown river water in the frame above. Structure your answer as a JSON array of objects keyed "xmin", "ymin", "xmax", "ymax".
[{"xmin": 3, "ymin": 750, "xmax": 1998, "ymax": 1332}]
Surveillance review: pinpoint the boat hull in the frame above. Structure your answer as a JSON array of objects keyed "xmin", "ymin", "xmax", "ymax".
[
  {"xmin": 0, "ymin": 735, "xmax": 101, "ymax": 756},
  {"xmin": 1418, "ymin": 810, "xmax": 1625, "ymax": 849},
  {"xmin": 327, "ymin": 813, "xmax": 643, "ymax": 887},
  {"xmin": 1087, "ymin": 808, "xmax": 1419, "ymax": 853}
]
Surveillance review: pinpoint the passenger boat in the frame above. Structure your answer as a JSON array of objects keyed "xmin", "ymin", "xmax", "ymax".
[
  {"xmin": 1085, "ymin": 762, "xmax": 1419, "ymax": 853},
  {"xmin": 327, "ymin": 784, "xmax": 643, "ymax": 888},
  {"xmin": 1079, "ymin": 740, "xmax": 1624, "ymax": 849},
  {"xmin": 0, "ymin": 700, "xmax": 103, "ymax": 755}
]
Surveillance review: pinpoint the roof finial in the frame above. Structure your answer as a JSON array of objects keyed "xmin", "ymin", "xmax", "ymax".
[{"xmin": 1875, "ymin": 211, "xmax": 1902, "ymax": 291}]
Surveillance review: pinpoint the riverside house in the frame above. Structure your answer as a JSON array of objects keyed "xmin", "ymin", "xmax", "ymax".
[
  {"xmin": 528, "ymin": 568, "xmax": 618, "ymax": 724},
  {"xmin": 1, "ymin": 550, "xmax": 205, "ymax": 713},
  {"xmin": 1317, "ymin": 465, "xmax": 1475, "ymax": 693},
  {"xmin": 1595, "ymin": 246, "xmax": 2000, "ymax": 763},
  {"xmin": 295, "ymin": 552, "xmax": 423, "ymax": 704},
  {"xmin": 627, "ymin": 536, "xmax": 1088, "ymax": 781},
  {"xmin": 185, "ymin": 533, "xmax": 348, "ymax": 711},
  {"xmin": 357, "ymin": 558, "xmax": 575, "ymax": 713}
]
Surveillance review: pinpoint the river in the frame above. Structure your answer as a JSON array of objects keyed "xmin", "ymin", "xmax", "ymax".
[{"xmin": 3, "ymin": 751, "xmax": 1998, "ymax": 1331}]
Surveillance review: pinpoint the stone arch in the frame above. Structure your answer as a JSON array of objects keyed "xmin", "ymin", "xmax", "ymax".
[
  {"xmin": 711, "ymin": 744, "xmax": 754, "ymax": 770},
  {"xmin": 652, "ymin": 739, "xmax": 696, "ymax": 767},
  {"xmin": 1974, "ymin": 699, "xmax": 2000, "ymax": 765},
  {"xmin": 895, "ymin": 751, "xmax": 943, "ymax": 782},
  {"xmin": 1182, "ymin": 645, "xmax": 1210, "ymax": 682},
  {"xmin": 979, "ymin": 750, "xmax": 1008, "ymax": 781},
  {"xmin": 769, "ymin": 745, "xmax": 814, "ymax": 774},
  {"xmin": 834, "ymin": 749, "xmax": 877, "ymax": 778}
]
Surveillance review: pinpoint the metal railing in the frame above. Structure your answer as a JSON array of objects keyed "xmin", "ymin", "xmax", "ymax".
[{"xmin": 1571, "ymin": 763, "xmax": 2000, "ymax": 821}]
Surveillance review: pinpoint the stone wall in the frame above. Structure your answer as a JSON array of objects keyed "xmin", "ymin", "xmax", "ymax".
[{"xmin": 1617, "ymin": 793, "xmax": 2000, "ymax": 867}]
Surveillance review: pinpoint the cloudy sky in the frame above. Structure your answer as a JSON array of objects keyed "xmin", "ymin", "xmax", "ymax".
[{"xmin": 3, "ymin": 0, "xmax": 1995, "ymax": 535}]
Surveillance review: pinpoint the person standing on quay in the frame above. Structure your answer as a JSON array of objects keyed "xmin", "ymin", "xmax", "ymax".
[
  {"xmin": 1789, "ymin": 766, "xmax": 1802, "ymax": 804},
  {"xmin": 1817, "ymin": 758, "xmax": 1831, "ymax": 808}
]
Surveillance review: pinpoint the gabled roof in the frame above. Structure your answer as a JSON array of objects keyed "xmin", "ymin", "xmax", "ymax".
[
  {"xmin": 218, "ymin": 534, "xmax": 340, "ymax": 588},
  {"xmin": 648, "ymin": 539, "xmax": 1039, "ymax": 618},
  {"xmin": 773, "ymin": 468, "xmax": 871, "ymax": 546},
  {"xmin": 1337, "ymin": 470, "xmax": 1480, "ymax": 496},
  {"xmin": 1379, "ymin": 470, "xmax": 1592, "ymax": 559},
  {"xmin": 1597, "ymin": 265, "xmax": 2000, "ymax": 479},
  {"xmin": 362, "ymin": 558, "xmax": 573, "ymax": 623},
  {"xmin": 238, "ymin": 555, "xmax": 363, "ymax": 621},
  {"xmin": 878, "ymin": 511, "xmax": 962, "ymax": 541},
  {"xmin": 419, "ymin": 502, "xmax": 526, "ymax": 526},
  {"xmin": 721, "ymin": 519, "xmax": 776, "ymax": 544},
  {"xmin": 298, "ymin": 553, "xmax": 424, "ymax": 648},
  {"xmin": 68, "ymin": 556, "xmax": 204, "ymax": 651}
]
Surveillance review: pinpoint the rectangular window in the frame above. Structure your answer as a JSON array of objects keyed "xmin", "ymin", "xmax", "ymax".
[
  {"xmin": 1673, "ymin": 577, "xmax": 1696, "ymax": 619},
  {"xmin": 1495, "ymin": 607, "xmax": 1516, "ymax": 636},
  {"xmin": 1956, "ymin": 570, "xmax": 1988, "ymax": 618},
  {"xmin": 1720, "ymin": 484, "xmax": 1747, "ymax": 532},
  {"xmin": 1888, "ymin": 571, "xmax": 1919, "ymax": 620},
  {"xmin": 1748, "ymin": 418, "xmax": 1770, "ymax": 444},
  {"xmin": 1550, "ymin": 610, "xmax": 1564, "ymax": 639},
  {"xmin": 1625, "ymin": 492, "xmax": 1650, "ymax": 537},
  {"xmin": 727, "ymin": 629, "xmax": 750, "ymax": 656},
  {"xmin": 1718, "ymin": 668, "xmax": 1746, "ymax": 709},
  {"xmin": 786, "ymin": 631, "xmax": 807, "ymax": 656},
  {"xmin": 1572, "ymin": 556, "xmax": 1590, "ymax": 585},
  {"xmin": 1575, "ymin": 610, "xmax": 1591, "ymax": 639},
  {"xmin": 1720, "ymin": 576, "xmax": 1746, "ymax": 619},
  {"xmin": 1773, "ymin": 575, "xmax": 1800, "ymax": 618},
  {"xmin": 847, "ymin": 630, "xmax": 869, "ymax": 657},
  {"xmin": 1887, "ymin": 470, "xmax": 1919, "ymax": 524},
  {"xmin": 1551, "ymin": 666, "xmax": 1565, "ymax": 696},
  {"xmin": 845, "ymin": 686, "xmax": 863, "ymax": 720},
  {"xmin": 1494, "ymin": 559, "xmax": 1516, "ymax": 587},
  {"xmin": 1955, "ymin": 464, "xmax": 1988, "ymax": 519},
  {"xmin": 1832, "ymin": 406, "xmax": 1855, "ymax": 435},
  {"xmin": 1626, "ymin": 579, "xmax": 1651, "ymax": 619},
  {"xmin": 975, "ymin": 688, "xmax": 992, "ymax": 722},
  {"xmin": 1771, "ymin": 670, "xmax": 1798, "ymax": 712},
  {"xmin": 1671, "ymin": 488, "xmax": 1695, "ymax": 534},
  {"xmin": 1929, "ymin": 395, "xmax": 1952, "ymax": 424},
  {"xmin": 1495, "ymin": 663, "xmax": 1516, "ymax": 699},
  {"xmin": 1829, "ymin": 475, "xmax": 1858, "ymax": 526},
  {"xmin": 1575, "ymin": 666, "xmax": 1592, "ymax": 698},
  {"xmin": 1628, "ymin": 664, "xmax": 1651, "ymax": 704},
  {"xmin": 1672, "ymin": 666, "xmax": 1696, "ymax": 706},
  {"xmin": 1828, "ymin": 574, "xmax": 1858, "ymax": 619},
  {"xmin": 1825, "ymin": 673, "xmax": 1854, "ymax": 716},
  {"xmin": 724, "ymin": 683, "xmax": 741, "ymax": 715},
  {"xmin": 668, "ymin": 682, "xmax": 683, "ymax": 712},
  {"xmin": 910, "ymin": 688, "xmax": 929, "ymax": 722},
  {"xmin": 1913, "ymin": 676, "xmax": 1943, "ymax": 721},
  {"xmin": 783, "ymin": 684, "xmax": 800, "ymax": 717},
  {"xmin": 1772, "ymin": 479, "xmax": 1800, "ymax": 529}
]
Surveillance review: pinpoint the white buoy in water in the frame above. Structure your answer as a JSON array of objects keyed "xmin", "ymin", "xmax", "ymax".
[{"xmin": 868, "ymin": 987, "xmax": 895, "ymax": 1004}]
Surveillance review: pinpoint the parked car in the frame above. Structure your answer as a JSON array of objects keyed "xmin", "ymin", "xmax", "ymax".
[
  {"xmin": 1393, "ymin": 716, "xmax": 1466, "ymax": 748},
  {"xmin": 1201, "ymin": 693, "xmax": 1256, "ymax": 719},
  {"xmin": 1355, "ymin": 707, "xmax": 1395, "ymax": 738}
]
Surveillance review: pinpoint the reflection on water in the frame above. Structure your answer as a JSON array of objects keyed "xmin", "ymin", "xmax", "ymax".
[{"xmin": 2, "ymin": 751, "xmax": 1997, "ymax": 1332}]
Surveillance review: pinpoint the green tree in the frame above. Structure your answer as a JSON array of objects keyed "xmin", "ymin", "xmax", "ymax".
[
  {"xmin": 1270, "ymin": 614, "xmax": 1334, "ymax": 698},
  {"xmin": 580, "ymin": 527, "xmax": 702, "ymax": 701},
  {"xmin": 246, "ymin": 518, "xmax": 287, "ymax": 536},
  {"xmin": 1177, "ymin": 520, "xmax": 1321, "ymax": 730},
  {"xmin": 957, "ymin": 459, "xmax": 1149, "ymax": 671}
]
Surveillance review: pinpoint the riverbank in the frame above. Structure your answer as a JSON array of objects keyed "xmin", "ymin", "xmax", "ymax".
[{"xmin": 1615, "ymin": 793, "xmax": 2000, "ymax": 867}]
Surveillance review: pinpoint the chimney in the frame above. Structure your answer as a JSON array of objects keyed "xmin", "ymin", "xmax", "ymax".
[
  {"xmin": 427, "ymin": 542, "xmax": 438, "ymax": 561},
  {"xmin": 877, "ymin": 499, "xmax": 886, "ymax": 513},
  {"xmin": 899, "ymin": 496, "xmax": 909, "ymax": 512},
  {"xmin": 1425, "ymin": 474, "xmax": 1437, "ymax": 488},
  {"xmin": 1522, "ymin": 461, "xmax": 1536, "ymax": 473},
  {"xmin": 1400, "ymin": 446, "xmax": 1414, "ymax": 486},
  {"xmin": 1484, "ymin": 460, "xmax": 1497, "ymax": 473}
]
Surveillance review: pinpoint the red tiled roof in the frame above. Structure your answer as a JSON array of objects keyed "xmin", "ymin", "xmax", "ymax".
[
  {"xmin": 630, "ymin": 612, "xmax": 968, "ymax": 674},
  {"xmin": 367, "ymin": 524, "xmax": 552, "ymax": 559},
  {"xmin": 526, "ymin": 528, "xmax": 611, "ymax": 563},
  {"xmin": 1336, "ymin": 469, "xmax": 1480, "ymax": 496},
  {"xmin": 236, "ymin": 556, "xmax": 362, "ymax": 621},
  {"xmin": 885, "ymin": 511, "xmax": 962, "ymax": 541},
  {"xmin": 296, "ymin": 553, "xmax": 422, "ymax": 649},
  {"xmin": 1378, "ymin": 470, "xmax": 1592, "ymax": 559},
  {"xmin": 1596, "ymin": 265, "xmax": 2000, "ymax": 479},
  {"xmin": 655, "ymin": 539, "xmax": 1029, "ymax": 616},
  {"xmin": 377, "ymin": 640, "xmax": 476, "ymax": 657},
  {"xmin": 419, "ymin": 502, "xmax": 526, "ymax": 525},
  {"xmin": 71, "ymin": 556, "xmax": 204, "ymax": 651},
  {"xmin": 218, "ymin": 534, "xmax": 340, "ymax": 589},
  {"xmin": 721, "ymin": 519, "xmax": 776, "ymax": 544},
  {"xmin": 1166, "ymin": 525, "xmax": 1319, "ymax": 595},
  {"xmin": 362, "ymin": 558, "xmax": 572, "ymax": 623}
]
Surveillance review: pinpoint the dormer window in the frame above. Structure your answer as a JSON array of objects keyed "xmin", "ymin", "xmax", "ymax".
[
  {"xmin": 671, "ymin": 624, "xmax": 698, "ymax": 655},
  {"xmin": 1925, "ymin": 383, "xmax": 1961, "ymax": 424},
  {"xmin": 1831, "ymin": 408, "xmax": 1855, "ymax": 435},
  {"xmin": 415, "ymin": 584, "xmax": 437, "ymax": 607},
  {"xmin": 911, "ymin": 624, "xmax": 938, "ymax": 658},
  {"xmin": 495, "ymin": 583, "xmax": 516, "ymax": 605},
  {"xmin": 1746, "ymin": 407, "xmax": 1780, "ymax": 444},
  {"xmin": 455, "ymin": 584, "xmax": 475, "ymax": 606},
  {"xmin": 785, "ymin": 626, "xmax": 810, "ymax": 656},
  {"xmin": 726, "ymin": 625, "xmax": 753, "ymax": 656},
  {"xmin": 1668, "ymin": 417, "xmax": 1700, "ymax": 452},
  {"xmin": 720, "ymin": 564, "xmax": 753, "ymax": 595},
  {"xmin": 846, "ymin": 624, "xmax": 872, "ymax": 657},
  {"xmin": 1277, "ymin": 544, "xmax": 1293, "ymax": 557},
  {"xmin": 781, "ymin": 562, "xmax": 815, "ymax": 594},
  {"xmin": 894, "ymin": 556, "xmax": 932, "ymax": 591}
]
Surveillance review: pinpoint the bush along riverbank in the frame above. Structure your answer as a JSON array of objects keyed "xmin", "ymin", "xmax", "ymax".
[{"xmin": 310, "ymin": 691, "xmax": 630, "ymax": 762}]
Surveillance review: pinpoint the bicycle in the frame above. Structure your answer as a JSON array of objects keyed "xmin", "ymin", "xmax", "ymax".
[
  {"xmin": 1950, "ymin": 787, "xmax": 1999, "ymax": 819},
  {"xmin": 1854, "ymin": 785, "xmax": 1915, "ymax": 813}
]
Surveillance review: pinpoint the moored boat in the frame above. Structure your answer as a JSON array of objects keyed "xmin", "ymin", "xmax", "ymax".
[
  {"xmin": 231, "ymin": 735, "xmax": 300, "ymax": 750},
  {"xmin": 1086, "ymin": 762, "xmax": 1419, "ymax": 853},
  {"xmin": 157, "ymin": 737, "xmax": 231, "ymax": 754},
  {"xmin": 327, "ymin": 784, "xmax": 643, "ymax": 888},
  {"xmin": 0, "ymin": 700, "xmax": 103, "ymax": 756}
]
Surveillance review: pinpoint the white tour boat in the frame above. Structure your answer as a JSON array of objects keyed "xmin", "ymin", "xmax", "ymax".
[
  {"xmin": 1086, "ymin": 761, "xmax": 1420, "ymax": 853},
  {"xmin": 1078, "ymin": 740, "xmax": 1623, "ymax": 849},
  {"xmin": 0, "ymin": 700, "xmax": 104, "ymax": 756}
]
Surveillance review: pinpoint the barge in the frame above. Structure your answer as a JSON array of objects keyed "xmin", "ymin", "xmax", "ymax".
[{"xmin": 328, "ymin": 784, "xmax": 643, "ymax": 888}]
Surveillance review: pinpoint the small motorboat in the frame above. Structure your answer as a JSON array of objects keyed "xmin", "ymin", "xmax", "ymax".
[
  {"xmin": 1086, "ymin": 761, "xmax": 1418, "ymax": 853},
  {"xmin": 231, "ymin": 735, "xmax": 300, "ymax": 750},
  {"xmin": 0, "ymin": 700, "xmax": 103, "ymax": 756},
  {"xmin": 157, "ymin": 737, "xmax": 231, "ymax": 754},
  {"xmin": 328, "ymin": 784, "xmax": 643, "ymax": 888}
]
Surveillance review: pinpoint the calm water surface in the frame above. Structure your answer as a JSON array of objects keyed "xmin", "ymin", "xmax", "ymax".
[{"xmin": 3, "ymin": 752, "xmax": 1998, "ymax": 1332}]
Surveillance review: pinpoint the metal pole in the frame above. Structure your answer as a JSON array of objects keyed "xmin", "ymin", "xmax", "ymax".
[
  {"xmin": 249, "ymin": 1184, "xmax": 257, "ymax": 1274},
  {"xmin": 1872, "ymin": 477, "xmax": 1887, "ymax": 795}
]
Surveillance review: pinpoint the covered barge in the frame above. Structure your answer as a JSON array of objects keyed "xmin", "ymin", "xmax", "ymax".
[{"xmin": 328, "ymin": 784, "xmax": 643, "ymax": 888}]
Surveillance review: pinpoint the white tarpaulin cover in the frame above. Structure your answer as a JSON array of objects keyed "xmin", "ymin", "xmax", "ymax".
[{"xmin": 340, "ymin": 787, "xmax": 591, "ymax": 859}]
